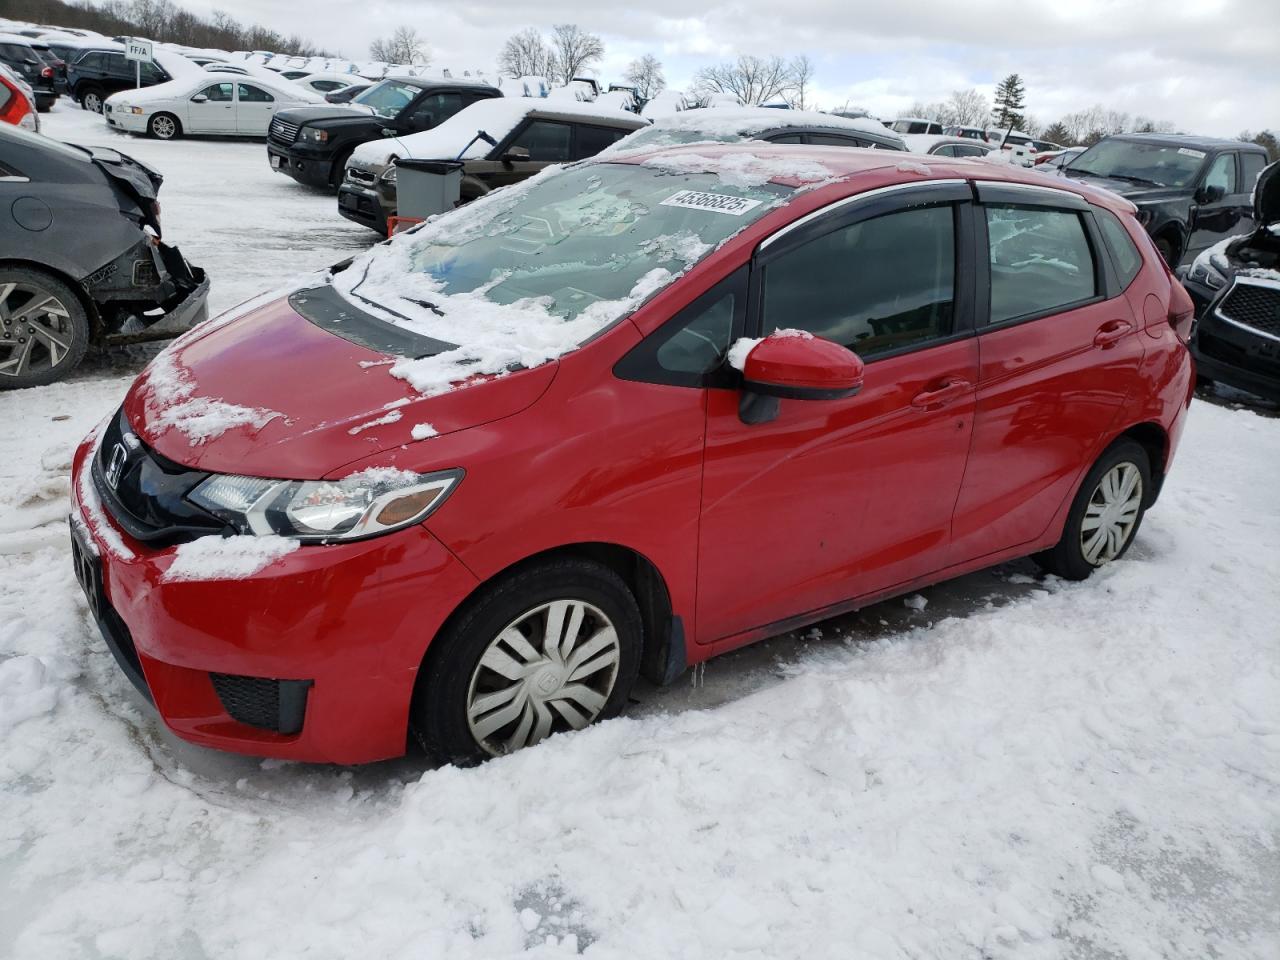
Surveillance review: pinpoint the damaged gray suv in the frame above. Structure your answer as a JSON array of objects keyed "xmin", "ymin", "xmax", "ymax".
[{"xmin": 0, "ymin": 123, "xmax": 207, "ymax": 388}]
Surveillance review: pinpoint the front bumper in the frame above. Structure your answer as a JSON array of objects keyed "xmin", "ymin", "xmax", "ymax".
[
  {"xmin": 69, "ymin": 434, "xmax": 479, "ymax": 763},
  {"xmin": 266, "ymin": 142, "xmax": 339, "ymax": 188},
  {"xmin": 337, "ymin": 181, "xmax": 391, "ymax": 233},
  {"xmin": 103, "ymin": 104, "xmax": 148, "ymax": 134},
  {"xmin": 1190, "ymin": 281, "xmax": 1280, "ymax": 402}
]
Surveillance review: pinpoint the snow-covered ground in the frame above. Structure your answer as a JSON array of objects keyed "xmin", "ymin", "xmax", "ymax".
[{"xmin": 1, "ymin": 106, "xmax": 1279, "ymax": 960}]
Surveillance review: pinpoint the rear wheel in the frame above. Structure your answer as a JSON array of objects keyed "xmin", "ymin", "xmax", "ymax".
[
  {"xmin": 148, "ymin": 112, "xmax": 181, "ymax": 140},
  {"xmin": 0, "ymin": 269, "xmax": 91, "ymax": 389},
  {"xmin": 80, "ymin": 86, "xmax": 104, "ymax": 113},
  {"xmin": 412, "ymin": 558, "xmax": 642, "ymax": 765},
  {"xmin": 1034, "ymin": 440, "xmax": 1151, "ymax": 581}
]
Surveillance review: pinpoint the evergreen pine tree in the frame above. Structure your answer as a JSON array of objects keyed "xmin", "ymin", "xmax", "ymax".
[{"xmin": 992, "ymin": 74, "xmax": 1027, "ymax": 131}]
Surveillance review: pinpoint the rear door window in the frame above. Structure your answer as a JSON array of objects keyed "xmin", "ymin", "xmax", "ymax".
[
  {"xmin": 1240, "ymin": 152, "xmax": 1267, "ymax": 193},
  {"xmin": 237, "ymin": 83, "xmax": 274, "ymax": 102},
  {"xmin": 806, "ymin": 134, "xmax": 861, "ymax": 147},
  {"xmin": 985, "ymin": 205, "xmax": 1098, "ymax": 324},
  {"xmin": 509, "ymin": 120, "xmax": 572, "ymax": 162},
  {"xmin": 573, "ymin": 124, "xmax": 627, "ymax": 159}
]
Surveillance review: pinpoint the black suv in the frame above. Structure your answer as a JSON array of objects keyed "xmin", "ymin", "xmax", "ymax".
[
  {"xmin": 0, "ymin": 36, "xmax": 56, "ymax": 111},
  {"xmin": 66, "ymin": 47, "xmax": 172, "ymax": 113},
  {"xmin": 267, "ymin": 77, "xmax": 501, "ymax": 190},
  {"xmin": 1061, "ymin": 134, "xmax": 1269, "ymax": 267},
  {"xmin": 1182, "ymin": 161, "xmax": 1280, "ymax": 402}
]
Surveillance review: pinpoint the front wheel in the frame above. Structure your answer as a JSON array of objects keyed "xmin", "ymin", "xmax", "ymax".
[
  {"xmin": 1155, "ymin": 236, "xmax": 1178, "ymax": 268},
  {"xmin": 80, "ymin": 87, "xmax": 104, "ymax": 113},
  {"xmin": 0, "ymin": 268, "xmax": 91, "ymax": 389},
  {"xmin": 412, "ymin": 558, "xmax": 642, "ymax": 765},
  {"xmin": 1034, "ymin": 439, "xmax": 1151, "ymax": 580},
  {"xmin": 148, "ymin": 112, "xmax": 181, "ymax": 140}
]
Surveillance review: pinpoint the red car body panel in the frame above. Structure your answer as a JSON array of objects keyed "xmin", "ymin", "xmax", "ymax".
[{"xmin": 69, "ymin": 146, "xmax": 1195, "ymax": 762}]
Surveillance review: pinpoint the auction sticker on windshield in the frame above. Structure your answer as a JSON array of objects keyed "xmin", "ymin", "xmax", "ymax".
[
  {"xmin": 1177, "ymin": 148, "xmax": 1206, "ymax": 159},
  {"xmin": 660, "ymin": 190, "xmax": 764, "ymax": 216}
]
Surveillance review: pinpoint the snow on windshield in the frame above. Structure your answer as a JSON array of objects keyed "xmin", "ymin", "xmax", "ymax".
[{"xmin": 329, "ymin": 161, "xmax": 793, "ymax": 395}]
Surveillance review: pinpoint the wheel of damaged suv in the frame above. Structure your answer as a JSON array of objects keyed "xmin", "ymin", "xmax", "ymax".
[
  {"xmin": 1034, "ymin": 439, "xmax": 1151, "ymax": 581},
  {"xmin": 0, "ymin": 268, "xmax": 90, "ymax": 389},
  {"xmin": 148, "ymin": 112, "xmax": 180, "ymax": 140},
  {"xmin": 412, "ymin": 558, "xmax": 642, "ymax": 765},
  {"xmin": 80, "ymin": 87, "xmax": 104, "ymax": 113},
  {"xmin": 1154, "ymin": 236, "xmax": 1177, "ymax": 267}
]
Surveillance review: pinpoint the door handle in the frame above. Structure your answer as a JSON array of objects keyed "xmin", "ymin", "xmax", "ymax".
[
  {"xmin": 1093, "ymin": 320, "xmax": 1133, "ymax": 347},
  {"xmin": 911, "ymin": 378, "xmax": 971, "ymax": 409}
]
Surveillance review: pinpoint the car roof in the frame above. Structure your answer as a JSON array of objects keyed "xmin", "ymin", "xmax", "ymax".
[
  {"xmin": 601, "ymin": 141, "xmax": 1137, "ymax": 212},
  {"xmin": 525, "ymin": 105, "xmax": 648, "ymax": 128},
  {"xmin": 380, "ymin": 75, "xmax": 500, "ymax": 92},
  {"xmin": 0, "ymin": 33, "xmax": 36, "ymax": 45},
  {"xmin": 1106, "ymin": 132, "xmax": 1265, "ymax": 152}
]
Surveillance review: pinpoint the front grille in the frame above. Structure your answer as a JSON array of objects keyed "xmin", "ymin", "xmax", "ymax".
[
  {"xmin": 1218, "ymin": 280, "xmax": 1280, "ymax": 339},
  {"xmin": 268, "ymin": 117, "xmax": 299, "ymax": 145},
  {"xmin": 92, "ymin": 407, "xmax": 224, "ymax": 544},
  {"xmin": 210, "ymin": 674, "xmax": 311, "ymax": 734},
  {"xmin": 345, "ymin": 166, "xmax": 377, "ymax": 186}
]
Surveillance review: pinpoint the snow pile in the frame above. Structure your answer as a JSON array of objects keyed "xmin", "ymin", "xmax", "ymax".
[
  {"xmin": 411, "ymin": 423, "xmax": 438, "ymax": 440},
  {"xmin": 641, "ymin": 151, "xmax": 833, "ymax": 189},
  {"xmin": 139, "ymin": 350, "xmax": 284, "ymax": 446},
  {"xmin": 896, "ymin": 159, "xmax": 932, "ymax": 175},
  {"xmin": 347, "ymin": 409, "xmax": 402, "ymax": 435},
  {"xmin": 0, "ymin": 655, "xmax": 73, "ymax": 736},
  {"xmin": 163, "ymin": 535, "xmax": 300, "ymax": 582}
]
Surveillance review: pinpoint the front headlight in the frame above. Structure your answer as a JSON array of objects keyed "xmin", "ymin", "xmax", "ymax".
[
  {"xmin": 301, "ymin": 127, "xmax": 329, "ymax": 143},
  {"xmin": 1189, "ymin": 248, "xmax": 1230, "ymax": 290},
  {"xmin": 380, "ymin": 164, "xmax": 397, "ymax": 183},
  {"xmin": 188, "ymin": 467, "xmax": 462, "ymax": 542}
]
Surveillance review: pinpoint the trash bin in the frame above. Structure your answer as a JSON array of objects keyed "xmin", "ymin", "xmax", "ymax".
[{"xmin": 394, "ymin": 158, "xmax": 464, "ymax": 220}]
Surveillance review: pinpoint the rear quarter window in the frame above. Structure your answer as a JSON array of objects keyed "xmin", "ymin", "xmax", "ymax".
[{"xmin": 1094, "ymin": 207, "xmax": 1143, "ymax": 289}]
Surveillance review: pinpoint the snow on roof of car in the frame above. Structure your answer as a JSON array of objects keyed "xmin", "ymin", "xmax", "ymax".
[
  {"xmin": 350, "ymin": 97, "xmax": 646, "ymax": 167},
  {"xmin": 606, "ymin": 107, "xmax": 902, "ymax": 155}
]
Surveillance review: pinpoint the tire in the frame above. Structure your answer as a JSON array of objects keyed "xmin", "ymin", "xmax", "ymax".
[
  {"xmin": 412, "ymin": 558, "xmax": 642, "ymax": 765},
  {"xmin": 80, "ymin": 86, "xmax": 104, "ymax": 114},
  {"xmin": 0, "ymin": 268, "xmax": 91, "ymax": 389},
  {"xmin": 1155, "ymin": 236, "xmax": 1177, "ymax": 268},
  {"xmin": 1034, "ymin": 439, "xmax": 1151, "ymax": 581},
  {"xmin": 328, "ymin": 148, "xmax": 354, "ymax": 191},
  {"xmin": 148, "ymin": 112, "xmax": 181, "ymax": 140}
]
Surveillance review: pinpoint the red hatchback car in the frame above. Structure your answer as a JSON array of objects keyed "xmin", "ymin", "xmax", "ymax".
[{"xmin": 70, "ymin": 145, "xmax": 1195, "ymax": 764}]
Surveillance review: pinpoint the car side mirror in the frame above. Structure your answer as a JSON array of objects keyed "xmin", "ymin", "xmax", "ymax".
[
  {"xmin": 381, "ymin": 127, "xmax": 397, "ymax": 138},
  {"xmin": 1197, "ymin": 184, "xmax": 1225, "ymax": 205},
  {"xmin": 736, "ymin": 332, "xmax": 865, "ymax": 424},
  {"xmin": 191, "ymin": 94, "xmax": 208, "ymax": 103},
  {"xmin": 502, "ymin": 146, "xmax": 531, "ymax": 164}
]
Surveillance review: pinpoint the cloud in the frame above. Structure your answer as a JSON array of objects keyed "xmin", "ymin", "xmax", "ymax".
[{"xmin": 186, "ymin": 0, "xmax": 1279, "ymax": 135}]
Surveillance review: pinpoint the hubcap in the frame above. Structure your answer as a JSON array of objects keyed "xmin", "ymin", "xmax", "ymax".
[
  {"xmin": 85, "ymin": 93, "xmax": 101, "ymax": 112},
  {"xmin": 154, "ymin": 116, "xmax": 174, "ymax": 138},
  {"xmin": 466, "ymin": 599, "xmax": 621, "ymax": 756},
  {"xmin": 0, "ymin": 282, "xmax": 74, "ymax": 379},
  {"xmin": 1081, "ymin": 462, "xmax": 1143, "ymax": 565}
]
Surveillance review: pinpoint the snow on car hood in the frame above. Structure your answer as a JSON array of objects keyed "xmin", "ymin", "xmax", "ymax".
[
  {"xmin": 606, "ymin": 106, "xmax": 902, "ymax": 155},
  {"xmin": 123, "ymin": 295, "xmax": 558, "ymax": 478},
  {"xmin": 350, "ymin": 97, "xmax": 644, "ymax": 167}
]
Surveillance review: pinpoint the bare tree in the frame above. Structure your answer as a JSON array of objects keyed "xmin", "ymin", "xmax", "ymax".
[
  {"xmin": 694, "ymin": 54, "xmax": 793, "ymax": 106},
  {"xmin": 623, "ymin": 54, "xmax": 665, "ymax": 102},
  {"xmin": 945, "ymin": 88, "xmax": 989, "ymax": 127},
  {"xmin": 498, "ymin": 27, "xmax": 553, "ymax": 78},
  {"xmin": 785, "ymin": 54, "xmax": 815, "ymax": 110},
  {"xmin": 548, "ymin": 24, "xmax": 604, "ymax": 85},
  {"xmin": 370, "ymin": 26, "xmax": 427, "ymax": 64},
  {"xmin": 907, "ymin": 100, "xmax": 950, "ymax": 122}
]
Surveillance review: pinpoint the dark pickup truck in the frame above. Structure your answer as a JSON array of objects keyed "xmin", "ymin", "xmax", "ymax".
[
  {"xmin": 1060, "ymin": 134, "xmax": 1270, "ymax": 267},
  {"xmin": 266, "ymin": 77, "xmax": 501, "ymax": 190}
]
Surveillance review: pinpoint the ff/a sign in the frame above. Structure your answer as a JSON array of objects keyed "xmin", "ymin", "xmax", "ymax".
[{"xmin": 124, "ymin": 38, "xmax": 153, "ymax": 62}]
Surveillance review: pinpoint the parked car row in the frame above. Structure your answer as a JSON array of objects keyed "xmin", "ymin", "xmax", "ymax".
[{"xmin": 0, "ymin": 33, "xmax": 57, "ymax": 111}]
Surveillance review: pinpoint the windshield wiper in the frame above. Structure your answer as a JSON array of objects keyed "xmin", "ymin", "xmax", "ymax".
[
  {"xmin": 1101, "ymin": 173, "xmax": 1163, "ymax": 187},
  {"xmin": 404, "ymin": 297, "xmax": 445, "ymax": 317}
]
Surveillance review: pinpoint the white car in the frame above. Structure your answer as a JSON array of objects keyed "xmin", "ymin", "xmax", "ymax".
[
  {"xmin": 104, "ymin": 72, "xmax": 323, "ymax": 139},
  {"xmin": 293, "ymin": 72, "xmax": 361, "ymax": 96}
]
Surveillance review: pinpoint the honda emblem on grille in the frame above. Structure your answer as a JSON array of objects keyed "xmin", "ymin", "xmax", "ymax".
[{"xmin": 105, "ymin": 443, "xmax": 128, "ymax": 490}]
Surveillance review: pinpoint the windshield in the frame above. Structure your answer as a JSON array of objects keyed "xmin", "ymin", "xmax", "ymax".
[
  {"xmin": 329, "ymin": 162, "xmax": 793, "ymax": 392},
  {"xmin": 1065, "ymin": 140, "xmax": 1206, "ymax": 188},
  {"xmin": 352, "ymin": 80, "xmax": 419, "ymax": 119}
]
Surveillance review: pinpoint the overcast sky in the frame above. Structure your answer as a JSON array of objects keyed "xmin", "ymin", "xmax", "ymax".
[{"xmin": 188, "ymin": 0, "xmax": 1277, "ymax": 136}]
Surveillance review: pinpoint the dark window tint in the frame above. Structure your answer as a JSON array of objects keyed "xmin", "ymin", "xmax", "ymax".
[
  {"xmin": 76, "ymin": 51, "xmax": 104, "ymax": 69},
  {"xmin": 1241, "ymin": 152, "xmax": 1267, "ymax": 193},
  {"xmin": 952, "ymin": 144, "xmax": 988, "ymax": 158},
  {"xmin": 1203, "ymin": 153, "xmax": 1236, "ymax": 194},
  {"xmin": 574, "ymin": 124, "xmax": 627, "ymax": 159},
  {"xmin": 1, "ymin": 44, "xmax": 40, "ymax": 64},
  {"xmin": 655, "ymin": 292, "xmax": 736, "ymax": 375},
  {"xmin": 310, "ymin": 80, "xmax": 345, "ymax": 92},
  {"xmin": 197, "ymin": 82, "xmax": 234, "ymax": 102},
  {"xmin": 406, "ymin": 91, "xmax": 464, "ymax": 128},
  {"xmin": 1095, "ymin": 208, "xmax": 1143, "ymax": 289},
  {"xmin": 139, "ymin": 61, "xmax": 165, "ymax": 83},
  {"xmin": 510, "ymin": 120, "xmax": 571, "ymax": 162},
  {"xmin": 766, "ymin": 133, "xmax": 804, "ymax": 144},
  {"xmin": 806, "ymin": 134, "xmax": 859, "ymax": 147},
  {"xmin": 237, "ymin": 83, "xmax": 274, "ymax": 102},
  {"xmin": 763, "ymin": 204, "xmax": 956, "ymax": 357},
  {"xmin": 986, "ymin": 205, "xmax": 1097, "ymax": 324}
]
